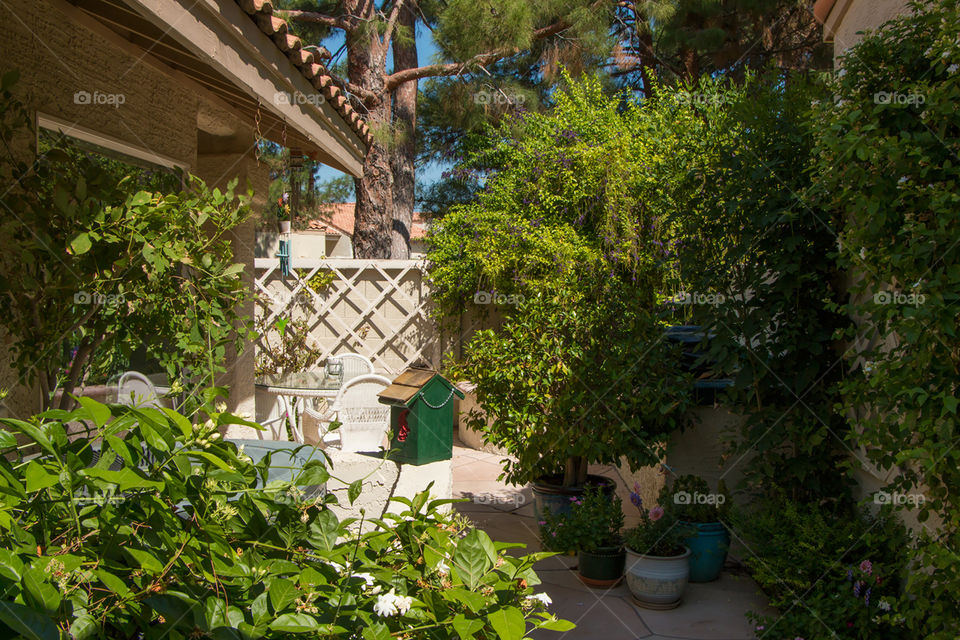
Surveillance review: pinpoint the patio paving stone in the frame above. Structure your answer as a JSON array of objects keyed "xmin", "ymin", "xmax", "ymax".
[{"xmin": 451, "ymin": 441, "xmax": 774, "ymax": 640}]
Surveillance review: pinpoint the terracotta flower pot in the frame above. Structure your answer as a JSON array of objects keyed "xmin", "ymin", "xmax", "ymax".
[{"xmin": 624, "ymin": 546, "xmax": 690, "ymax": 609}]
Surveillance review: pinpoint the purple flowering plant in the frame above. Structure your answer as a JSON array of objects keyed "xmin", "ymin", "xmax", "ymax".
[{"xmin": 539, "ymin": 486, "xmax": 624, "ymax": 554}]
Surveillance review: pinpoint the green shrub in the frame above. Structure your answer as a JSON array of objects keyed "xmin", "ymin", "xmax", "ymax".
[
  {"xmin": 734, "ymin": 494, "xmax": 911, "ymax": 640},
  {"xmin": 452, "ymin": 281, "xmax": 693, "ymax": 488},
  {"xmin": 811, "ymin": 1, "xmax": 960, "ymax": 636},
  {"xmin": 539, "ymin": 486, "xmax": 624, "ymax": 554},
  {"xmin": 0, "ymin": 399, "xmax": 572, "ymax": 638}
]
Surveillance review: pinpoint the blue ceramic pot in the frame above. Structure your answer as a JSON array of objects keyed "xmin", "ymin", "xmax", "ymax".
[{"xmin": 682, "ymin": 521, "xmax": 730, "ymax": 582}]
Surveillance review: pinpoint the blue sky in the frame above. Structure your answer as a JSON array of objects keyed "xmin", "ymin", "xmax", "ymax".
[{"xmin": 314, "ymin": 24, "xmax": 449, "ymax": 194}]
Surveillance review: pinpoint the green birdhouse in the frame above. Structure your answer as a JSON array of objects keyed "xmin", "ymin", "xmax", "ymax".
[{"xmin": 378, "ymin": 368, "xmax": 464, "ymax": 465}]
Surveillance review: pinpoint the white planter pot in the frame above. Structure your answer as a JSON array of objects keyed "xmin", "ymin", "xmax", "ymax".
[
  {"xmin": 278, "ymin": 220, "xmax": 291, "ymax": 234},
  {"xmin": 624, "ymin": 546, "xmax": 690, "ymax": 609}
]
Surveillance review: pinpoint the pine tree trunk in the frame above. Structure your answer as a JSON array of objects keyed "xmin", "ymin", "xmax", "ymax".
[
  {"xmin": 347, "ymin": 0, "xmax": 393, "ymax": 259},
  {"xmin": 389, "ymin": 3, "xmax": 418, "ymax": 260}
]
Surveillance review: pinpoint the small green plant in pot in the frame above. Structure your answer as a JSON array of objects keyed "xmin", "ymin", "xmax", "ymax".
[
  {"xmin": 669, "ymin": 474, "xmax": 731, "ymax": 582},
  {"xmin": 540, "ymin": 486, "xmax": 626, "ymax": 587},
  {"xmin": 623, "ymin": 483, "xmax": 693, "ymax": 609}
]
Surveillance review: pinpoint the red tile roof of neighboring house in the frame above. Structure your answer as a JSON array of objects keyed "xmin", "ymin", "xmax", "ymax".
[
  {"xmin": 307, "ymin": 203, "xmax": 428, "ymax": 239},
  {"xmin": 235, "ymin": 0, "xmax": 371, "ymax": 146}
]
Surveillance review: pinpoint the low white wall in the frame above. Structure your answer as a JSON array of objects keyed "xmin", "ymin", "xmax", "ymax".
[{"xmin": 325, "ymin": 451, "xmax": 453, "ymax": 529}]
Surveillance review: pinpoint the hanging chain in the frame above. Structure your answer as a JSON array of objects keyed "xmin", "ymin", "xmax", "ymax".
[
  {"xmin": 420, "ymin": 387, "xmax": 456, "ymax": 410},
  {"xmin": 254, "ymin": 100, "xmax": 263, "ymax": 167}
]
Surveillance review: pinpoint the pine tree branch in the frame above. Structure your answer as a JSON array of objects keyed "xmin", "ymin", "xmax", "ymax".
[
  {"xmin": 277, "ymin": 9, "xmax": 357, "ymax": 32},
  {"xmin": 381, "ymin": 0, "xmax": 408, "ymax": 53},
  {"xmin": 383, "ymin": 20, "xmax": 570, "ymax": 92}
]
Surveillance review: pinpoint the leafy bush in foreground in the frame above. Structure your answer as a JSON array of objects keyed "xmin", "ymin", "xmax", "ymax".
[{"xmin": 0, "ymin": 399, "xmax": 569, "ymax": 639}]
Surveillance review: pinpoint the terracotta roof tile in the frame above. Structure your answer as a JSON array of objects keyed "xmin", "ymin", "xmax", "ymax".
[
  {"xmin": 236, "ymin": 0, "xmax": 369, "ymax": 148},
  {"xmin": 309, "ymin": 203, "xmax": 428, "ymax": 239}
]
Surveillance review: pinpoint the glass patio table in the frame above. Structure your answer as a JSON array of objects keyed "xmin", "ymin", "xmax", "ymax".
[{"xmin": 255, "ymin": 371, "xmax": 343, "ymax": 442}]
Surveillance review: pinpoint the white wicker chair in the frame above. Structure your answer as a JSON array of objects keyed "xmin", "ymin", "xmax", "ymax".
[
  {"xmin": 116, "ymin": 371, "xmax": 162, "ymax": 409},
  {"xmin": 327, "ymin": 353, "xmax": 374, "ymax": 384},
  {"xmin": 303, "ymin": 374, "xmax": 391, "ymax": 452}
]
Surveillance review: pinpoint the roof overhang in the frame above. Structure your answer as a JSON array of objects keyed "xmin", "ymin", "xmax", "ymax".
[
  {"xmin": 64, "ymin": 0, "xmax": 367, "ymax": 176},
  {"xmin": 813, "ymin": 0, "xmax": 853, "ymax": 43}
]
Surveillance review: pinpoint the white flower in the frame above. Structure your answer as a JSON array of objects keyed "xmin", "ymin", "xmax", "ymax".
[
  {"xmin": 859, "ymin": 247, "xmax": 867, "ymax": 260},
  {"xmin": 435, "ymin": 560, "xmax": 450, "ymax": 576},
  {"xmin": 925, "ymin": 47, "xmax": 934, "ymax": 57},
  {"xmin": 351, "ymin": 572, "xmax": 375, "ymax": 587},
  {"xmin": 374, "ymin": 589, "xmax": 413, "ymax": 617},
  {"xmin": 898, "ymin": 176, "xmax": 909, "ymax": 185},
  {"xmin": 526, "ymin": 593, "xmax": 552, "ymax": 607},
  {"xmin": 949, "ymin": 64, "xmax": 959, "ymax": 74},
  {"xmin": 878, "ymin": 600, "xmax": 892, "ymax": 611}
]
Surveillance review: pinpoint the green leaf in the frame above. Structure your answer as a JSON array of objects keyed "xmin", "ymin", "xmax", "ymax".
[
  {"xmin": 22, "ymin": 568, "xmax": 60, "ymax": 614},
  {"xmin": 0, "ymin": 430, "xmax": 16, "ymax": 449},
  {"xmin": 453, "ymin": 528, "xmax": 496, "ymax": 590},
  {"xmin": 0, "ymin": 419, "xmax": 54, "ymax": 455},
  {"xmin": 129, "ymin": 191, "xmax": 152, "ymax": 206},
  {"xmin": 0, "ymin": 600, "xmax": 58, "ymax": 640},
  {"xmin": 105, "ymin": 435, "xmax": 134, "ymax": 468},
  {"xmin": 82, "ymin": 467, "xmax": 163, "ymax": 492},
  {"xmin": 122, "ymin": 547, "xmax": 164, "ymax": 573},
  {"xmin": 250, "ymin": 592, "xmax": 269, "ymax": 626},
  {"xmin": 162, "ymin": 408, "xmax": 194, "ymax": 439},
  {"xmin": 69, "ymin": 232, "xmax": 92, "ymax": 255},
  {"xmin": 269, "ymin": 613, "xmax": 319, "ymax": 633},
  {"xmin": 361, "ymin": 623, "xmax": 392, "ymax": 640},
  {"xmin": 295, "ymin": 461, "xmax": 329, "ymax": 486},
  {"xmin": 452, "ymin": 613, "xmax": 485, "ymax": 639},
  {"xmin": 348, "ymin": 479, "xmax": 362, "ymax": 505},
  {"xmin": 68, "ymin": 612, "xmax": 98, "ymax": 639},
  {"xmin": 487, "ymin": 606, "xmax": 525, "ymax": 640},
  {"xmin": 24, "ymin": 462, "xmax": 59, "ymax": 493},
  {"xmin": 74, "ymin": 397, "xmax": 111, "ymax": 427},
  {"xmin": 95, "ymin": 568, "xmax": 130, "ymax": 597},
  {"xmin": 268, "ymin": 578, "xmax": 297, "ymax": 613},
  {"xmin": 444, "ymin": 588, "xmax": 487, "ymax": 614},
  {"xmin": 222, "ymin": 263, "xmax": 246, "ymax": 277},
  {"xmin": 538, "ymin": 618, "xmax": 576, "ymax": 631},
  {"xmin": 0, "ymin": 550, "xmax": 23, "ymax": 582},
  {"xmin": 307, "ymin": 509, "xmax": 340, "ymax": 552}
]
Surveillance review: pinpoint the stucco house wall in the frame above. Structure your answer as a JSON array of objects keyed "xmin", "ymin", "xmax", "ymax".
[{"xmin": 818, "ymin": 0, "xmax": 912, "ymax": 63}]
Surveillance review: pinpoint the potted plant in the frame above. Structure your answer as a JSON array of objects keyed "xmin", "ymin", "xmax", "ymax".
[
  {"xmin": 453, "ymin": 282, "xmax": 695, "ymax": 525},
  {"xmin": 669, "ymin": 474, "xmax": 731, "ymax": 582},
  {"xmin": 540, "ymin": 486, "xmax": 626, "ymax": 587},
  {"xmin": 623, "ymin": 483, "xmax": 693, "ymax": 609},
  {"xmin": 276, "ymin": 192, "xmax": 292, "ymax": 233}
]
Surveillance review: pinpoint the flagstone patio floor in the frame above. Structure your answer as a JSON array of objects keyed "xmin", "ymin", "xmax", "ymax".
[{"xmin": 450, "ymin": 440, "xmax": 776, "ymax": 640}]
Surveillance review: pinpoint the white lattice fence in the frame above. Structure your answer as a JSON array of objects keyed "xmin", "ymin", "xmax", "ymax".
[{"xmin": 254, "ymin": 258, "xmax": 441, "ymax": 375}]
